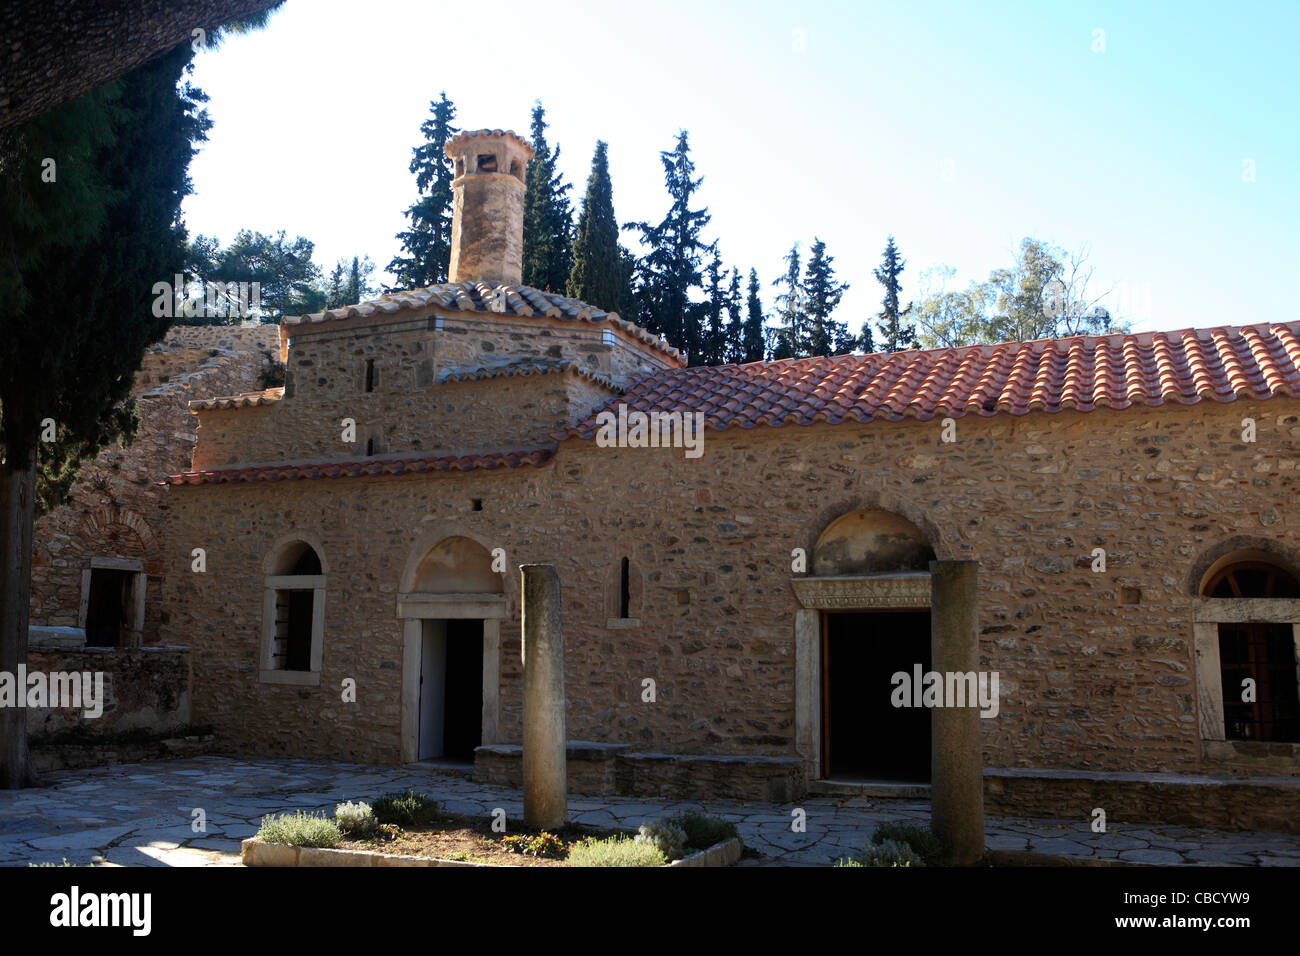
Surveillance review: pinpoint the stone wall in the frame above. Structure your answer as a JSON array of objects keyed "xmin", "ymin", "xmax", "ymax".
[
  {"xmin": 160, "ymin": 394, "xmax": 1300, "ymax": 779},
  {"xmin": 192, "ymin": 367, "xmax": 614, "ymax": 469},
  {"xmin": 24, "ymin": 646, "xmax": 191, "ymax": 739},
  {"xmin": 29, "ymin": 325, "xmax": 279, "ymax": 643}
]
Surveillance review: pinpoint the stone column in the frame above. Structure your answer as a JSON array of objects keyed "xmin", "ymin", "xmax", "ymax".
[
  {"xmin": 929, "ymin": 560, "xmax": 984, "ymax": 864},
  {"xmin": 521, "ymin": 564, "xmax": 566, "ymax": 829}
]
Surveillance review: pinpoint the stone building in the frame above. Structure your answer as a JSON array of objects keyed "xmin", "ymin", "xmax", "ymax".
[
  {"xmin": 27, "ymin": 324, "xmax": 278, "ymax": 739},
  {"xmin": 158, "ymin": 128, "xmax": 1300, "ymax": 828}
]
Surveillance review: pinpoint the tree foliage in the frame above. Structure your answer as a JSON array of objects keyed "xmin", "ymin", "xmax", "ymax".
[
  {"xmin": 521, "ymin": 101, "xmax": 573, "ymax": 292},
  {"xmin": 629, "ymin": 130, "xmax": 714, "ymax": 364},
  {"xmin": 567, "ymin": 140, "xmax": 634, "ymax": 318},
  {"xmin": 874, "ymin": 235, "xmax": 916, "ymax": 352},
  {"xmin": 388, "ymin": 91, "xmax": 458, "ymax": 290}
]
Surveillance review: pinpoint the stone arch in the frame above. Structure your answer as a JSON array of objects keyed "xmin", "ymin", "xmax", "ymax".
[
  {"xmin": 77, "ymin": 506, "xmax": 159, "ymax": 559},
  {"xmin": 262, "ymin": 530, "xmax": 330, "ymax": 576},
  {"xmin": 812, "ymin": 508, "xmax": 936, "ymax": 576},
  {"xmin": 402, "ymin": 533, "xmax": 504, "ymax": 594},
  {"xmin": 1186, "ymin": 535, "xmax": 1300, "ymax": 597},
  {"xmin": 802, "ymin": 490, "xmax": 947, "ymax": 567}
]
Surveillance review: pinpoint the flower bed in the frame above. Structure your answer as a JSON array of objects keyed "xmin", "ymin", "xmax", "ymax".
[{"xmin": 241, "ymin": 794, "xmax": 742, "ymax": 867}]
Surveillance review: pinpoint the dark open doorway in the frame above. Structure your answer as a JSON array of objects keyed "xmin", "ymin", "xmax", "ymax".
[
  {"xmin": 418, "ymin": 618, "xmax": 484, "ymax": 762},
  {"xmin": 822, "ymin": 610, "xmax": 932, "ymax": 782},
  {"xmin": 85, "ymin": 567, "xmax": 134, "ymax": 647}
]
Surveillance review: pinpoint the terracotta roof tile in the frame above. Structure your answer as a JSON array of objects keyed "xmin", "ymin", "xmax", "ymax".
[
  {"xmin": 165, "ymin": 448, "xmax": 553, "ymax": 486},
  {"xmin": 439, "ymin": 358, "xmax": 619, "ymax": 392},
  {"xmin": 282, "ymin": 281, "xmax": 683, "ymax": 363},
  {"xmin": 188, "ymin": 387, "xmax": 284, "ymax": 412},
  {"xmin": 560, "ymin": 322, "xmax": 1300, "ymax": 440}
]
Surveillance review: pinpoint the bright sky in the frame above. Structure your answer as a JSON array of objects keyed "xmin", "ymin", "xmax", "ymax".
[{"xmin": 183, "ymin": 0, "xmax": 1300, "ymax": 334}]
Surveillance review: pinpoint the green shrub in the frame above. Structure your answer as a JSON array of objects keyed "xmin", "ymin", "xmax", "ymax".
[
  {"xmin": 335, "ymin": 800, "xmax": 379, "ymax": 839},
  {"xmin": 636, "ymin": 820, "xmax": 688, "ymax": 861},
  {"xmin": 669, "ymin": 812, "xmax": 738, "ymax": 850},
  {"xmin": 501, "ymin": 831, "xmax": 568, "ymax": 858},
  {"xmin": 870, "ymin": 822, "xmax": 945, "ymax": 864},
  {"xmin": 567, "ymin": 835, "xmax": 666, "ymax": 867},
  {"xmin": 257, "ymin": 811, "xmax": 342, "ymax": 848},
  {"xmin": 372, "ymin": 789, "xmax": 440, "ymax": 827},
  {"xmin": 851, "ymin": 838, "xmax": 922, "ymax": 867}
]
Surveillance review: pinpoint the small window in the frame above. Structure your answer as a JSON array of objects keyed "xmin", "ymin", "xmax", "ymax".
[
  {"xmin": 262, "ymin": 542, "xmax": 326, "ymax": 684},
  {"xmin": 365, "ymin": 437, "xmax": 375, "ymax": 457},
  {"xmin": 509, "ymin": 159, "xmax": 523, "ymax": 181},
  {"xmin": 364, "ymin": 358, "xmax": 376, "ymax": 393},
  {"xmin": 619, "ymin": 557, "xmax": 631, "ymax": 619},
  {"xmin": 477, "ymin": 153, "xmax": 497, "ymax": 173},
  {"xmin": 607, "ymin": 557, "xmax": 640, "ymax": 627},
  {"xmin": 1202, "ymin": 555, "xmax": 1300, "ymax": 743},
  {"xmin": 471, "ymin": 498, "xmax": 483, "ymax": 512}
]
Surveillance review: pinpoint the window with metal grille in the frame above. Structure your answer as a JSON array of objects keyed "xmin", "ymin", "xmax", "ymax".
[{"xmin": 1204, "ymin": 557, "xmax": 1300, "ymax": 743}]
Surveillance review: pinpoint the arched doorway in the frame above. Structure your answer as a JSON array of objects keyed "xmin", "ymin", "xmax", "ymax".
[
  {"xmin": 793, "ymin": 509, "xmax": 937, "ymax": 783},
  {"xmin": 397, "ymin": 535, "xmax": 506, "ymax": 764}
]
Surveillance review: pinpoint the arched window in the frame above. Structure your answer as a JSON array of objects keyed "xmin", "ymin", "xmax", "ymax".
[
  {"xmin": 260, "ymin": 540, "xmax": 326, "ymax": 685},
  {"xmin": 1199, "ymin": 554, "xmax": 1300, "ymax": 743}
]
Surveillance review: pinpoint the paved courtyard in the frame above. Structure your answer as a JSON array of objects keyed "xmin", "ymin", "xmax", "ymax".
[{"xmin": 1, "ymin": 756, "xmax": 1297, "ymax": 867}]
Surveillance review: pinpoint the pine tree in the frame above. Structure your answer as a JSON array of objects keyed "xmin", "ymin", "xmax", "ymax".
[
  {"xmin": 567, "ymin": 140, "xmax": 634, "ymax": 316},
  {"xmin": 770, "ymin": 243, "xmax": 804, "ymax": 359},
  {"xmin": 521, "ymin": 101, "xmax": 573, "ymax": 292},
  {"xmin": 741, "ymin": 268, "xmax": 767, "ymax": 363},
  {"xmin": 629, "ymin": 130, "xmax": 713, "ymax": 363},
  {"xmin": 874, "ymin": 235, "xmax": 916, "ymax": 352},
  {"xmin": 1, "ymin": 41, "xmax": 212, "ymax": 787},
  {"xmin": 388, "ymin": 92, "xmax": 458, "ymax": 290},
  {"xmin": 803, "ymin": 238, "xmax": 852, "ymax": 356}
]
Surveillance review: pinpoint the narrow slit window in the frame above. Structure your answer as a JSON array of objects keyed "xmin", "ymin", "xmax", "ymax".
[
  {"xmin": 364, "ymin": 359, "xmax": 376, "ymax": 393},
  {"xmin": 619, "ymin": 557, "xmax": 631, "ymax": 619}
]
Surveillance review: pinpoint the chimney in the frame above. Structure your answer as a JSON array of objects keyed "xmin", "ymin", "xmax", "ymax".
[{"xmin": 445, "ymin": 129, "xmax": 535, "ymax": 286}]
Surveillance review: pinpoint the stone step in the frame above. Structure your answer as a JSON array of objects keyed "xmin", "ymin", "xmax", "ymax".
[{"xmin": 809, "ymin": 779, "xmax": 931, "ymax": 799}]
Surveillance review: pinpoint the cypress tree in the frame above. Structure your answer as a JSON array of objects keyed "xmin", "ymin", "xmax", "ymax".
[
  {"xmin": 700, "ymin": 250, "xmax": 727, "ymax": 366},
  {"xmin": 874, "ymin": 235, "xmax": 916, "ymax": 351},
  {"xmin": 629, "ymin": 130, "xmax": 713, "ymax": 363},
  {"xmin": 803, "ymin": 238, "xmax": 852, "ymax": 356},
  {"xmin": 770, "ymin": 243, "xmax": 804, "ymax": 359},
  {"xmin": 741, "ymin": 268, "xmax": 767, "ymax": 363},
  {"xmin": 567, "ymin": 140, "xmax": 633, "ymax": 316},
  {"xmin": 0, "ymin": 40, "xmax": 212, "ymax": 787},
  {"xmin": 521, "ymin": 101, "xmax": 573, "ymax": 292},
  {"xmin": 388, "ymin": 92, "xmax": 458, "ymax": 290},
  {"xmin": 722, "ymin": 267, "xmax": 744, "ymax": 363}
]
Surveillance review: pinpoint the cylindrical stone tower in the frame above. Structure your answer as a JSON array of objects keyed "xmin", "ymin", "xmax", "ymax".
[{"xmin": 445, "ymin": 129, "xmax": 534, "ymax": 286}]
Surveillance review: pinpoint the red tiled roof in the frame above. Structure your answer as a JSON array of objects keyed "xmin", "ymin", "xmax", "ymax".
[
  {"xmin": 561, "ymin": 322, "xmax": 1300, "ymax": 438},
  {"xmin": 282, "ymin": 280, "xmax": 684, "ymax": 363},
  {"xmin": 189, "ymin": 387, "xmax": 284, "ymax": 412},
  {"xmin": 165, "ymin": 449, "xmax": 553, "ymax": 486},
  {"xmin": 440, "ymin": 358, "xmax": 619, "ymax": 392}
]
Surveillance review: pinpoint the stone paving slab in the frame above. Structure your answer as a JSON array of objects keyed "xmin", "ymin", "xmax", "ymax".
[{"xmin": 0, "ymin": 755, "xmax": 1297, "ymax": 867}]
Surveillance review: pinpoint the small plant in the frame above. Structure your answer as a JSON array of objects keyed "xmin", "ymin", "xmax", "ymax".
[
  {"xmin": 372, "ymin": 789, "xmax": 440, "ymax": 827},
  {"xmin": 335, "ymin": 800, "xmax": 379, "ymax": 839},
  {"xmin": 567, "ymin": 835, "xmax": 667, "ymax": 867},
  {"xmin": 257, "ymin": 811, "xmax": 342, "ymax": 848},
  {"xmin": 840, "ymin": 838, "xmax": 922, "ymax": 867},
  {"xmin": 669, "ymin": 812, "xmax": 738, "ymax": 850},
  {"xmin": 870, "ymin": 822, "xmax": 945, "ymax": 865},
  {"xmin": 446, "ymin": 850, "xmax": 470, "ymax": 862},
  {"xmin": 29, "ymin": 859, "xmax": 91, "ymax": 867},
  {"xmin": 636, "ymin": 820, "xmax": 688, "ymax": 861},
  {"xmin": 501, "ymin": 831, "xmax": 568, "ymax": 859}
]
